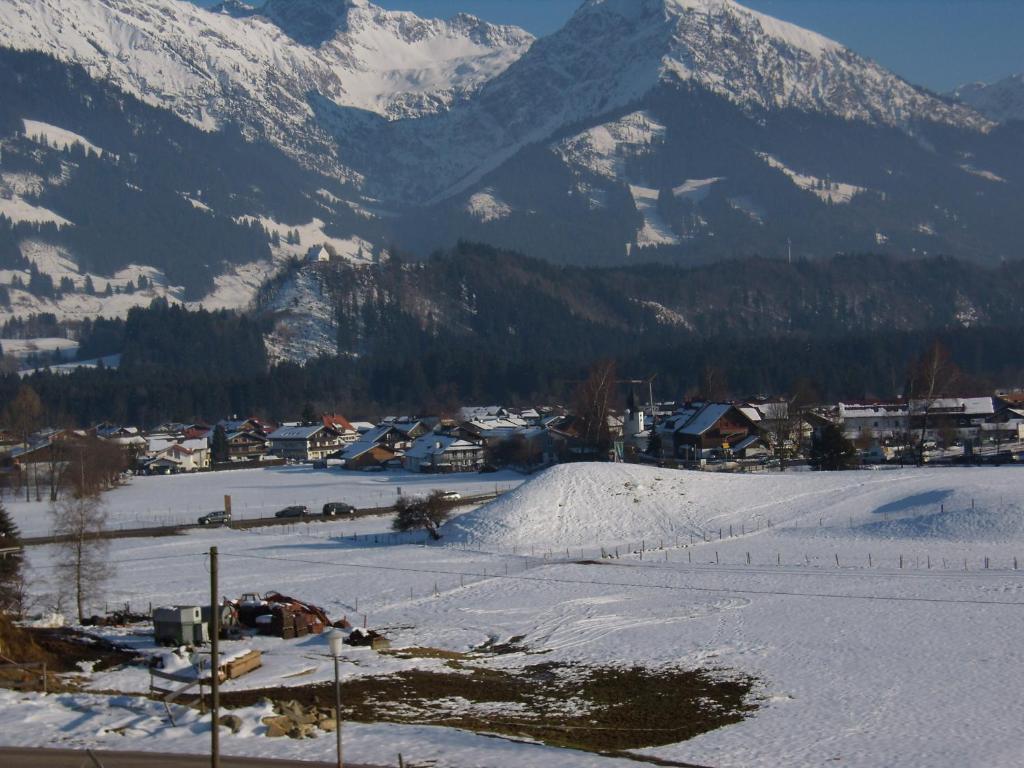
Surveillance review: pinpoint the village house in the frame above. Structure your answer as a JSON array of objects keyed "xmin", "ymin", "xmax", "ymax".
[
  {"xmin": 140, "ymin": 440, "xmax": 210, "ymax": 474},
  {"xmin": 983, "ymin": 406, "xmax": 1024, "ymax": 443},
  {"xmin": 224, "ymin": 430, "xmax": 269, "ymax": 462},
  {"xmin": 833, "ymin": 403, "xmax": 909, "ymax": 441},
  {"xmin": 96, "ymin": 424, "xmax": 148, "ymax": 464},
  {"xmin": 217, "ymin": 417, "xmax": 270, "ymax": 437},
  {"xmin": 657, "ymin": 402, "xmax": 762, "ymax": 462},
  {"xmin": 380, "ymin": 418, "xmax": 432, "ymax": 449},
  {"xmin": 267, "ymin": 424, "xmax": 346, "ymax": 462},
  {"xmin": 908, "ymin": 397, "xmax": 994, "ymax": 442},
  {"xmin": 321, "ymin": 414, "xmax": 360, "ymax": 444},
  {"xmin": 337, "ymin": 442, "xmax": 397, "ymax": 470},
  {"xmin": 457, "ymin": 414, "xmax": 530, "ymax": 446},
  {"xmin": 403, "ymin": 433, "xmax": 485, "ymax": 473}
]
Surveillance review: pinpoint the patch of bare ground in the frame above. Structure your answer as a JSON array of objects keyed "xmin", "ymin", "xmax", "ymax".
[
  {"xmin": 0, "ymin": 615, "xmax": 137, "ymax": 692},
  {"xmin": 221, "ymin": 657, "xmax": 756, "ymax": 760}
]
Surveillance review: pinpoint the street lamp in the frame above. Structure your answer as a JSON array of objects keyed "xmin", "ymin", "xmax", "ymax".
[{"xmin": 328, "ymin": 629, "xmax": 345, "ymax": 768}]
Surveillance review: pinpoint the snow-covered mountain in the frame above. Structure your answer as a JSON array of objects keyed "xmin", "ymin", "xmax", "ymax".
[
  {"xmin": 0, "ymin": 0, "xmax": 533, "ymax": 173},
  {"xmin": 2, "ymin": 0, "xmax": 1023, "ymax": 362},
  {"xmin": 367, "ymin": 0, "xmax": 989, "ymax": 201},
  {"xmin": 952, "ymin": 74, "xmax": 1024, "ymax": 124}
]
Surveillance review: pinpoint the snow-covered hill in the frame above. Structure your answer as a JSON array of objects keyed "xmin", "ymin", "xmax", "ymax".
[
  {"xmin": 445, "ymin": 462, "xmax": 1024, "ymax": 551},
  {"xmin": 952, "ymin": 74, "xmax": 1024, "ymax": 123}
]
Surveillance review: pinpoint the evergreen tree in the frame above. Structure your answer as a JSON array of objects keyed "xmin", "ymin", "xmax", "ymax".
[
  {"xmin": 211, "ymin": 424, "xmax": 230, "ymax": 464},
  {"xmin": 809, "ymin": 424, "xmax": 859, "ymax": 471},
  {"xmin": 301, "ymin": 402, "xmax": 317, "ymax": 424},
  {"xmin": 83, "ymin": 275, "xmax": 95, "ymax": 295},
  {"xmin": 0, "ymin": 504, "xmax": 24, "ymax": 615}
]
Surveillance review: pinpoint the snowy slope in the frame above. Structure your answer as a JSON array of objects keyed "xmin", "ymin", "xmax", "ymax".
[
  {"xmin": 446, "ymin": 462, "xmax": 1024, "ymax": 551},
  {"xmin": 952, "ymin": 74, "xmax": 1024, "ymax": 123},
  {"xmin": 11, "ymin": 462, "xmax": 1024, "ymax": 767},
  {"xmin": 0, "ymin": 0, "xmax": 534, "ymax": 170}
]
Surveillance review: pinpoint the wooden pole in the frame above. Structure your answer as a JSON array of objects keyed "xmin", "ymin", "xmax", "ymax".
[
  {"xmin": 210, "ymin": 546, "xmax": 220, "ymax": 768},
  {"xmin": 334, "ymin": 654, "xmax": 343, "ymax": 768}
]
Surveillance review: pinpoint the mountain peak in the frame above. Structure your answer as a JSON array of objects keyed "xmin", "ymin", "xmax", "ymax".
[
  {"xmin": 258, "ymin": 0, "xmax": 358, "ymax": 46},
  {"xmin": 952, "ymin": 73, "xmax": 1024, "ymax": 123}
]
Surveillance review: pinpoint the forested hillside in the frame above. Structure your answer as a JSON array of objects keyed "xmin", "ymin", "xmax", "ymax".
[{"xmin": 6, "ymin": 247, "xmax": 1024, "ymax": 425}]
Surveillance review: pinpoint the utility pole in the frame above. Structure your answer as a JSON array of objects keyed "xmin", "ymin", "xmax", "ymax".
[
  {"xmin": 787, "ymin": 237, "xmax": 792, "ymax": 265},
  {"xmin": 210, "ymin": 546, "xmax": 220, "ymax": 768}
]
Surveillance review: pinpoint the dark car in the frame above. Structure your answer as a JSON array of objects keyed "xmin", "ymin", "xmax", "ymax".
[
  {"xmin": 198, "ymin": 510, "xmax": 231, "ymax": 526},
  {"xmin": 275, "ymin": 505, "xmax": 309, "ymax": 518},
  {"xmin": 322, "ymin": 502, "xmax": 356, "ymax": 517}
]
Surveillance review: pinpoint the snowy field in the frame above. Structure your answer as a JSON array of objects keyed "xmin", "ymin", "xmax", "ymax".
[
  {"xmin": 5, "ymin": 465, "xmax": 526, "ymax": 537},
  {"xmin": 7, "ymin": 463, "xmax": 1024, "ymax": 767}
]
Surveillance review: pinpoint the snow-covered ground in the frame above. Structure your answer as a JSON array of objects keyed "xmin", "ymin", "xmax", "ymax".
[
  {"xmin": 7, "ymin": 462, "xmax": 1024, "ymax": 766},
  {"xmin": 0, "ymin": 337, "xmax": 79, "ymax": 361},
  {"xmin": 5, "ymin": 466, "xmax": 525, "ymax": 537},
  {"xmin": 0, "ymin": 193, "xmax": 72, "ymax": 226},
  {"xmin": 22, "ymin": 119, "xmax": 111, "ymax": 158},
  {"xmin": 759, "ymin": 153, "xmax": 867, "ymax": 204}
]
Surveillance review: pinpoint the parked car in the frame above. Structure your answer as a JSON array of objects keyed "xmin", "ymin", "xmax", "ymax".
[
  {"xmin": 322, "ymin": 502, "xmax": 356, "ymax": 517},
  {"xmin": 197, "ymin": 510, "xmax": 231, "ymax": 526},
  {"xmin": 275, "ymin": 505, "xmax": 309, "ymax": 518},
  {"xmin": 438, "ymin": 491, "xmax": 462, "ymax": 503}
]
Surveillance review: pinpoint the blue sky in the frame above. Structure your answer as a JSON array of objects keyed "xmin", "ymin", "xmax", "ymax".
[{"xmin": 193, "ymin": 0, "xmax": 1024, "ymax": 92}]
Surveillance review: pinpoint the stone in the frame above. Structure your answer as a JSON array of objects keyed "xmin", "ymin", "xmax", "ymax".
[
  {"xmin": 219, "ymin": 714, "xmax": 243, "ymax": 734},
  {"xmin": 264, "ymin": 720, "xmax": 289, "ymax": 738}
]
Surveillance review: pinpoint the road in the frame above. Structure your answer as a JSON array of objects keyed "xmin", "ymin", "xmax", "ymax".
[
  {"xmin": 20, "ymin": 493, "xmax": 500, "ymax": 547},
  {"xmin": 0, "ymin": 747, "xmax": 388, "ymax": 767}
]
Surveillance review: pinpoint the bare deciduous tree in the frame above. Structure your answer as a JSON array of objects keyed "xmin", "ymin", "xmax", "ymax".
[
  {"xmin": 762, "ymin": 381, "xmax": 818, "ymax": 471},
  {"xmin": 906, "ymin": 342, "xmax": 962, "ymax": 464},
  {"xmin": 572, "ymin": 360, "xmax": 618, "ymax": 455},
  {"xmin": 698, "ymin": 365, "xmax": 729, "ymax": 402},
  {"xmin": 3, "ymin": 385, "xmax": 43, "ymax": 503},
  {"xmin": 50, "ymin": 496, "xmax": 112, "ymax": 623}
]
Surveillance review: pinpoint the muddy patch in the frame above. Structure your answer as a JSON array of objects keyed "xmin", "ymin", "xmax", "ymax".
[{"xmin": 222, "ymin": 660, "xmax": 756, "ymax": 758}]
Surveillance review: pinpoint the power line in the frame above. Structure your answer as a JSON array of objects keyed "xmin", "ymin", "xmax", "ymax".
[
  {"xmin": 218, "ymin": 552, "xmax": 1024, "ymax": 608},
  {"xmin": 27, "ymin": 552, "xmax": 204, "ymax": 571}
]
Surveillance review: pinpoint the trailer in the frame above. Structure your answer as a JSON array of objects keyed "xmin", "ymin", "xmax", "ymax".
[{"xmin": 153, "ymin": 606, "xmax": 208, "ymax": 646}]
